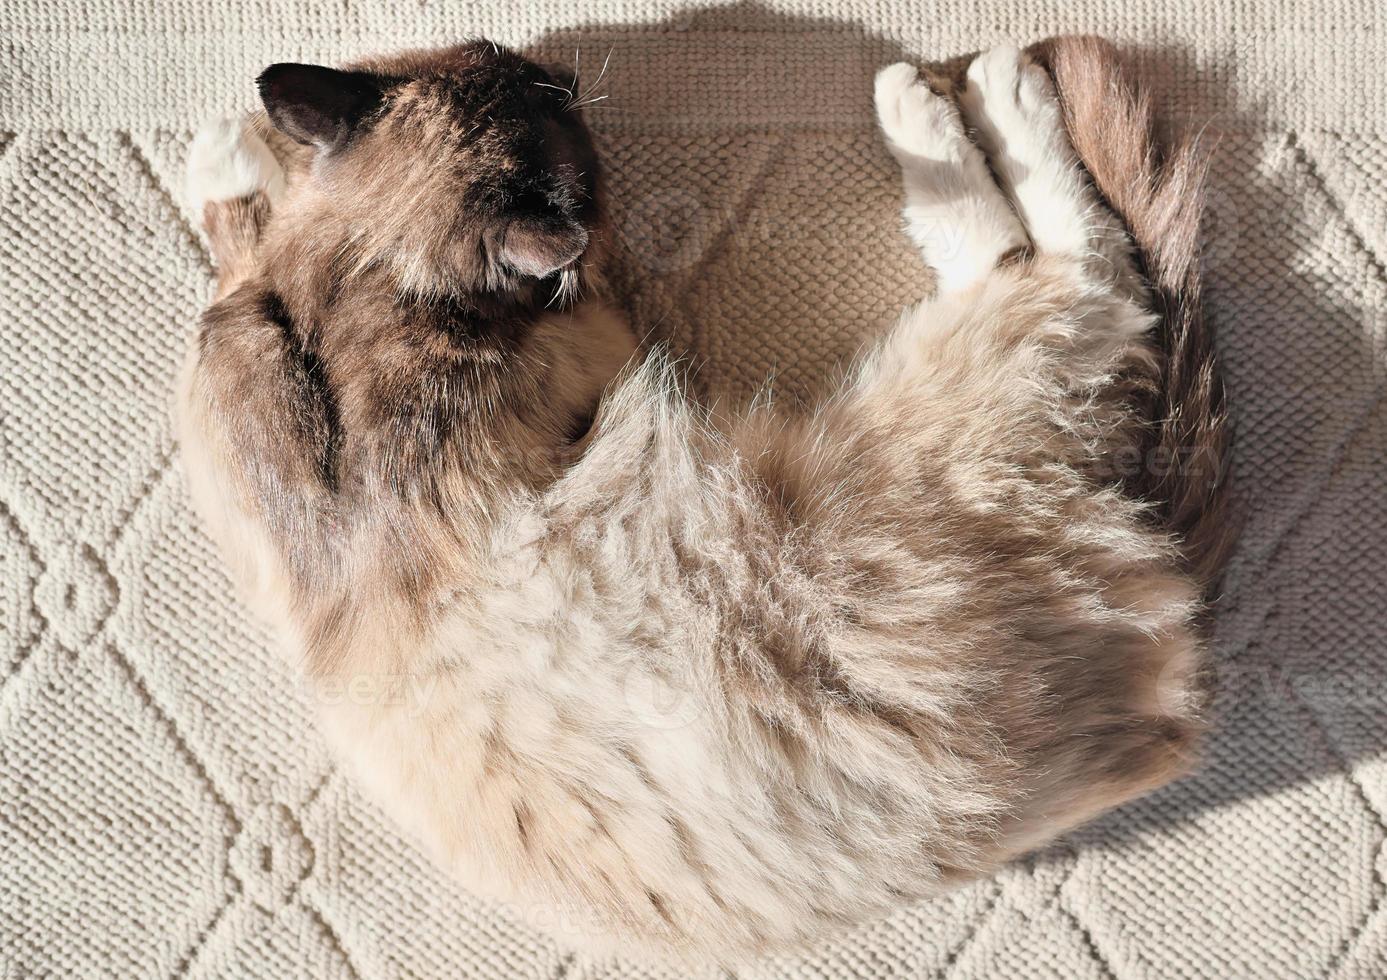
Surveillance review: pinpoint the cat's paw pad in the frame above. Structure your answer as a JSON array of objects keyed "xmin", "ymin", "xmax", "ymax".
[
  {"xmin": 874, "ymin": 63, "xmax": 965, "ymax": 159},
  {"xmin": 186, "ymin": 117, "xmax": 285, "ymax": 213},
  {"xmin": 964, "ymin": 45, "xmax": 1060, "ymax": 129}
]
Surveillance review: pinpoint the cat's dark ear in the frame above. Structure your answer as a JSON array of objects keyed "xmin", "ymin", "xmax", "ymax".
[
  {"xmin": 499, "ymin": 214, "xmax": 589, "ymax": 279},
  {"xmin": 256, "ymin": 63, "xmax": 386, "ymax": 148}
]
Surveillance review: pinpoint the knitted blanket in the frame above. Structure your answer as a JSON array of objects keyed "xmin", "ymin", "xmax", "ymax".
[{"xmin": 3, "ymin": 1, "xmax": 1384, "ymax": 976}]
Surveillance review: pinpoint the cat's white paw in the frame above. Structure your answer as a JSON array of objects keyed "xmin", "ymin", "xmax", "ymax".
[
  {"xmin": 186, "ymin": 117, "xmax": 285, "ymax": 213},
  {"xmin": 875, "ymin": 59, "xmax": 1031, "ymax": 292},
  {"xmin": 961, "ymin": 44, "xmax": 1101, "ymax": 257},
  {"xmin": 962, "ymin": 45, "xmax": 1062, "ymax": 134},
  {"xmin": 874, "ymin": 63, "xmax": 967, "ymax": 160}
]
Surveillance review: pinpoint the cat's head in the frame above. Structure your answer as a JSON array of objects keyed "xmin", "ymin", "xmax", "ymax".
[{"xmin": 257, "ymin": 41, "xmax": 604, "ymax": 306}]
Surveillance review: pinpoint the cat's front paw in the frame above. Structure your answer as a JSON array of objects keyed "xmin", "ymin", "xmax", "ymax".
[
  {"xmin": 874, "ymin": 62, "xmax": 967, "ymax": 161},
  {"xmin": 186, "ymin": 117, "xmax": 285, "ymax": 214}
]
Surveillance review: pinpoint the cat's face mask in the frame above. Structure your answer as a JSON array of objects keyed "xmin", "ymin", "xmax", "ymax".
[{"xmin": 256, "ymin": 41, "xmax": 604, "ymax": 303}]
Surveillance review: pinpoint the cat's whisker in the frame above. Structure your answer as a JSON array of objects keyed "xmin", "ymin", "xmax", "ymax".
[
  {"xmin": 573, "ymin": 47, "xmax": 614, "ymax": 109},
  {"xmin": 534, "ymin": 81, "xmax": 575, "ymax": 100},
  {"xmin": 569, "ymin": 44, "xmax": 582, "ymax": 110}
]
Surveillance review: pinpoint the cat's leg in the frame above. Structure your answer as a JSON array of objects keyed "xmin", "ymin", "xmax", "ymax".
[
  {"xmin": 874, "ymin": 63, "xmax": 1030, "ymax": 294},
  {"xmin": 957, "ymin": 46, "xmax": 1138, "ymax": 288},
  {"xmin": 186, "ymin": 117, "xmax": 284, "ymax": 299}
]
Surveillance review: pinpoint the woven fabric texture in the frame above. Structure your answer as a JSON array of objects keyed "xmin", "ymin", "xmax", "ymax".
[{"xmin": 2, "ymin": 1, "xmax": 1385, "ymax": 977}]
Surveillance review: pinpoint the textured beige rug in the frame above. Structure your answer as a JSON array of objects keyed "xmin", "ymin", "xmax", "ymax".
[{"xmin": 3, "ymin": 1, "xmax": 1385, "ymax": 977}]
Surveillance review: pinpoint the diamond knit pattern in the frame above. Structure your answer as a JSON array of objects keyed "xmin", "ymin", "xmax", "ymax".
[{"xmin": 3, "ymin": 1, "xmax": 1385, "ymax": 976}]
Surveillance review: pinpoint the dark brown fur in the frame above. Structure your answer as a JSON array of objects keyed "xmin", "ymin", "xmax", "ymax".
[
  {"xmin": 187, "ymin": 42, "xmax": 635, "ymax": 671},
  {"xmin": 1038, "ymin": 36, "xmax": 1235, "ymax": 589}
]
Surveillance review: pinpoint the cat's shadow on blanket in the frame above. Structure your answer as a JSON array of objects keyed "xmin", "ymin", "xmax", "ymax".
[{"xmin": 515, "ymin": 2, "xmax": 1384, "ymax": 875}]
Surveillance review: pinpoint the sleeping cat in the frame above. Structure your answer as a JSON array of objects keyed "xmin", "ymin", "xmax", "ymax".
[{"xmin": 177, "ymin": 37, "xmax": 1231, "ymax": 965}]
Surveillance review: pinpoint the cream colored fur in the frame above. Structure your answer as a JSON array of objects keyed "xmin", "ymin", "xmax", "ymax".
[{"xmin": 185, "ymin": 116, "xmax": 285, "ymax": 213}]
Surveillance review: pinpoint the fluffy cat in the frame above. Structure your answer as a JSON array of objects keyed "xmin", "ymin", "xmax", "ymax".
[{"xmin": 176, "ymin": 37, "xmax": 1231, "ymax": 965}]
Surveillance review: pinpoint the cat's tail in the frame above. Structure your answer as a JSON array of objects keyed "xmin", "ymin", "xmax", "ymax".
[
  {"xmin": 186, "ymin": 117, "xmax": 284, "ymax": 299},
  {"xmin": 1039, "ymin": 36, "xmax": 1235, "ymax": 592}
]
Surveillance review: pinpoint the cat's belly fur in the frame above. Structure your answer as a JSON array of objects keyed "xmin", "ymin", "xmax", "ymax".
[
  {"xmin": 306, "ymin": 483, "xmax": 1200, "ymax": 965},
  {"xmin": 314, "ymin": 618, "xmax": 1001, "ymax": 962}
]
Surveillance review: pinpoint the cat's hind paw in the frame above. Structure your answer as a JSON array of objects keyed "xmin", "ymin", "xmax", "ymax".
[
  {"xmin": 875, "ymin": 61, "xmax": 1030, "ymax": 293},
  {"xmin": 963, "ymin": 45, "xmax": 1058, "ymax": 120},
  {"xmin": 874, "ymin": 63, "xmax": 969, "ymax": 161},
  {"xmin": 186, "ymin": 117, "xmax": 285, "ymax": 214},
  {"xmin": 959, "ymin": 45, "xmax": 1111, "ymax": 259}
]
